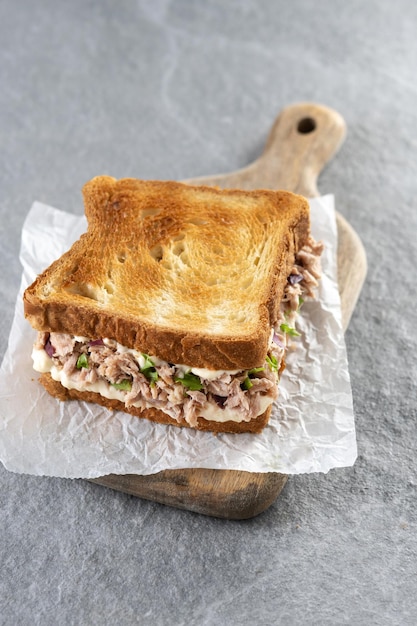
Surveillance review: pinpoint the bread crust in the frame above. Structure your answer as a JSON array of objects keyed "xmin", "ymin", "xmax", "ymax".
[
  {"xmin": 39, "ymin": 373, "xmax": 272, "ymax": 434},
  {"xmin": 24, "ymin": 177, "xmax": 310, "ymax": 370}
]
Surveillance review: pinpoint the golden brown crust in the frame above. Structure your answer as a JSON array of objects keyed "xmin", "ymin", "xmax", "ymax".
[
  {"xmin": 39, "ymin": 373, "xmax": 272, "ymax": 434},
  {"xmin": 24, "ymin": 177, "xmax": 310, "ymax": 369}
]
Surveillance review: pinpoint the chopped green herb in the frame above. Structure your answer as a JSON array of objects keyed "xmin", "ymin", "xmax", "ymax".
[
  {"xmin": 280, "ymin": 323, "xmax": 300, "ymax": 337},
  {"xmin": 241, "ymin": 376, "xmax": 253, "ymax": 390},
  {"xmin": 266, "ymin": 354, "xmax": 279, "ymax": 373},
  {"xmin": 76, "ymin": 353, "xmax": 89, "ymax": 369},
  {"xmin": 298, "ymin": 297, "xmax": 305, "ymax": 310},
  {"xmin": 174, "ymin": 372, "xmax": 203, "ymax": 391},
  {"xmin": 111, "ymin": 379, "xmax": 132, "ymax": 391}
]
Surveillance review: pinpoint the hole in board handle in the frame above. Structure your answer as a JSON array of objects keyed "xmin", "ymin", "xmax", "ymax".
[{"xmin": 297, "ymin": 117, "xmax": 316, "ymax": 134}]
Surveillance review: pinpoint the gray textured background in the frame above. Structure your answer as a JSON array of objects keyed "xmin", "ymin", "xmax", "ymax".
[{"xmin": 1, "ymin": 1, "xmax": 416, "ymax": 624}]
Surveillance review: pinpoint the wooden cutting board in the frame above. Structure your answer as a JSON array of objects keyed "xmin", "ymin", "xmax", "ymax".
[{"xmin": 91, "ymin": 103, "xmax": 367, "ymax": 519}]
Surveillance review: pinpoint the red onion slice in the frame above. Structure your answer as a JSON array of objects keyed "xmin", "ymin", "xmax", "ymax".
[
  {"xmin": 273, "ymin": 333, "xmax": 285, "ymax": 349},
  {"xmin": 44, "ymin": 337, "xmax": 55, "ymax": 357},
  {"xmin": 288, "ymin": 274, "xmax": 303, "ymax": 285},
  {"xmin": 89, "ymin": 339, "xmax": 104, "ymax": 347}
]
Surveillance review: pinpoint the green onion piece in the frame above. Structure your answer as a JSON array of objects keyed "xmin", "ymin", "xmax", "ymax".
[
  {"xmin": 248, "ymin": 366, "xmax": 264, "ymax": 374},
  {"xmin": 266, "ymin": 354, "xmax": 279, "ymax": 373},
  {"xmin": 241, "ymin": 377, "xmax": 253, "ymax": 390},
  {"xmin": 142, "ymin": 367, "xmax": 158, "ymax": 383},
  {"xmin": 141, "ymin": 353, "xmax": 155, "ymax": 369},
  {"xmin": 111, "ymin": 379, "xmax": 132, "ymax": 391},
  {"xmin": 174, "ymin": 372, "xmax": 203, "ymax": 391},
  {"xmin": 280, "ymin": 323, "xmax": 300, "ymax": 337},
  {"xmin": 138, "ymin": 354, "xmax": 159, "ymax": 384},
  {"xmin": 298, "ymin": 297, "xmax": 305, "ymax": 310},
  {"xmin": 76, "ymin": 353, "xmax": 89, "ymax": 369}
]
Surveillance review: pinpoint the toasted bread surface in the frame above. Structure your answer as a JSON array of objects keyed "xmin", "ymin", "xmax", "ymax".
[
  {"xmin": 39, "ymin": 373, "xmax": 272, "ymax": 434},
  {"xmin": 24, "ymin": 177, "xmax": 310, "ymax": 369}
]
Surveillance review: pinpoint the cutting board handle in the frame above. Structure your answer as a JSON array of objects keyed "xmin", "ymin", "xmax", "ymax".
[
  {"xmin": 187, "ymin": 102, "xmax": 346, "ymax": 197},
  {"xmin": 259, "ymin": 102, "xmax": 346, "ymax": 196}
]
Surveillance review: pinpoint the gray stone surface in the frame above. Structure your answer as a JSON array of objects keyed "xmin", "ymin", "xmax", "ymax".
[{"xmin": 0, "ymin": 0, "xmax": 416, "ymax": 624}]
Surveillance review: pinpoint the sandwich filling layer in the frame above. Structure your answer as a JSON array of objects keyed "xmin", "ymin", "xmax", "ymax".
[
  {"xmin": 31, "ymin": 236, "xmax": 323, "ymax": 426},
  {"xmin": 32, "ymin": 336, "xmax": 281, "ymax": 425}
]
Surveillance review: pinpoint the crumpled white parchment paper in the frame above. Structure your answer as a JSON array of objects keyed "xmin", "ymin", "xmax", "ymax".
[{"xmin": 0, "ymin": 195, "xmax": 357, "ymax": 478}]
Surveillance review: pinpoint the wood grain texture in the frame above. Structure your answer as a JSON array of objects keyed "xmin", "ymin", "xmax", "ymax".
[
  {"xmin": 91, "ymin": 103, "xmax": 367, "ymax": 519},
  {"xmin": 92, "ymin": 470, "xmax": 288, "ymax": 520}
]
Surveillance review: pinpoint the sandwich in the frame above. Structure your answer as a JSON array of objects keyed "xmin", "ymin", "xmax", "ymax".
[{"xmin": 23, "ymin": 176, "xmax": 323, "ymax": 434}]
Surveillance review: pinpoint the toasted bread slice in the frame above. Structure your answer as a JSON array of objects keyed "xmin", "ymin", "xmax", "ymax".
[{"xmin": 24, "ymin": 177, "xmax": 310, "ymax": 370}]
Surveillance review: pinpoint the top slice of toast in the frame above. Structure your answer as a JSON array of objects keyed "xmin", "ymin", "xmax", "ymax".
[{"xmin": 24, "ymin": 177, "xmax": 310, "ymax": 370}]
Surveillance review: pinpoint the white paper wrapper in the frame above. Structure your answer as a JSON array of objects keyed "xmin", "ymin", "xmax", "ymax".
[{"xmin": 0, "ymin": 195, "xmax": 357, "ymax": 478}]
